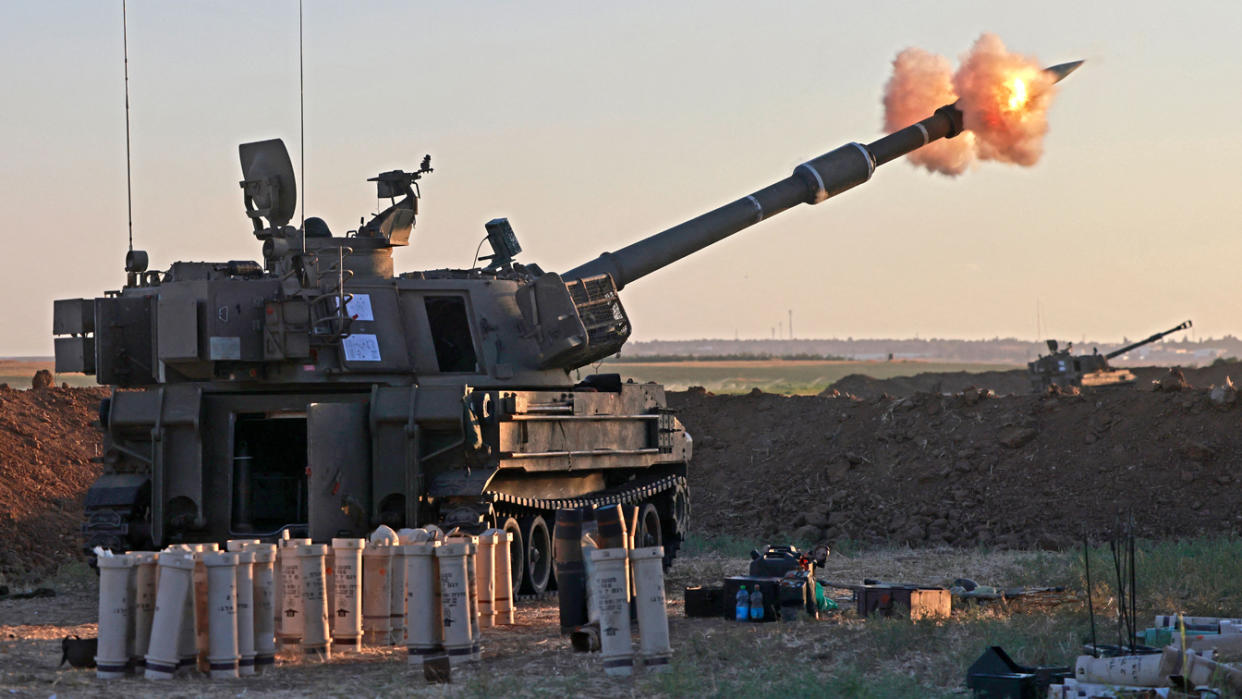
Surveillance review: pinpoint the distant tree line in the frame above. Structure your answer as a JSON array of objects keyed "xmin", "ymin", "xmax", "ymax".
[{"xmin": 607, "ymin": 352, "xmax": 849, "ymax": 363}]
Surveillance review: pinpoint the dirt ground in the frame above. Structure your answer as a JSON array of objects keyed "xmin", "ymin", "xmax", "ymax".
[
  {"xmin": 0, "ymin": 585, "xmax": 602, "ymax": 698},
  {"xmin": 0, "ymin": 386, "xmax": 107, "ymax": 583},
  {"xmin": 0, "ymin": 547, "xmax": 1080, "ymax": 698},
  {"xmin": 675, "ymin": 366, "xmax": 1242, "ymax": 550}
]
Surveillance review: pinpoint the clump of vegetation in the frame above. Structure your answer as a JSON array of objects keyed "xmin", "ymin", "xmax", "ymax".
[{"xmin": 644, "ymin": 536, "xmax": 1242, "ymax": 696}]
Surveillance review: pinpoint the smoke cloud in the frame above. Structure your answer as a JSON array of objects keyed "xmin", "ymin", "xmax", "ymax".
[
  {"xmin": 883, "ymin": 34, "xmax": 1059, "ymax": 176},
  {"xmin": 882, "ymin": 48, "xmax": 976, "ymax": 176}
]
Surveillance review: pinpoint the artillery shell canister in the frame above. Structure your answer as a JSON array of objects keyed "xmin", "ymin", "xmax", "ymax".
[
  {"xmin": 144, "ymin": 551, "xmax": 194, "ymax": 680},
  {"xmin": 95, "ymin": 553, "xmax": 133, "ymax": 679},
  {"xmin": 234, "ymin": 550, "xmax": 257, "ymax": 676},
  {"xmin": 244, "ymin": 543, "xmax": 278, "ymax": 671},
  {"xmin": 390, "ymin": 544, "xmax": 409, "ymax": 647},
  {"xmin": 594, "ymin": 505, "xmax": 628, "ymax": 550},
  {"xmin": 202, "ymin": 551, "xmax": 240, "ymax": 679},
  {"xmin": 297, "ymin": 543, "xmax": 331, "ymax": 661},
  {"xmin": 331, "ymin": 538, "xmax": 365, "ymax": 650},
  {"xmin": 554, "ymin": 508, "xmax": 588, "ymax": 633},
  {"xmin": 278, "ymin": 538, "xmax": 311, "ymax": 646},
  {"xmin": 130, "ymin": 552, "xmax": 158, "ymax": 672},
  {"xmin": 436, "ymin": 541, "xmax": 475, "ymax": 665},
  {"xmin": 589, "ymin": 548, "xmax": 633, "ymax": 676},
  {"xmin": 630, "ymin": 546, "xmax": 672, "ymax": 672},
  {"xmin": 362, "ymin": 542, "xmax": 393, "ymax": 646},
  {"xmin": 594, "ymin": 505, "xmax": 631, "ymax": 604},
  {"xmin": 404, "ymin": 539, "xmax": 443, "ymax": 666},
  {"xmin": 476, "ymin": 530, "xmax": 500, "ymax": 629},
  {"xmin": 495, "ymin": 529, "xmax": 515, "ymax": 625}
]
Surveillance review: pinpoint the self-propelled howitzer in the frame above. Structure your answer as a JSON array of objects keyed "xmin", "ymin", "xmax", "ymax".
[
  {"xmin": 1027, "ymin": 319, "xmax": 1192, "ymax": 391},
  {"xmin": 53, "ymin": 61, "xmax": 1081, "ymax": 589}
]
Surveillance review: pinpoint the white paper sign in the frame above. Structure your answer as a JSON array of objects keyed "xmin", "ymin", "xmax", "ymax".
[
  {"xmin": 208, "ymin": 336, "xmax": 241, "ymax": 360},
  {"xmin": 342, "ymin": 294, "xmax": 374, "ymax": 321},
  {"xmin": 341, "ymin": 333, "xmax": 381, "ymax": 362}
]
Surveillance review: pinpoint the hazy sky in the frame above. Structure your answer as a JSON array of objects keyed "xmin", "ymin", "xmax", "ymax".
[{"xmin": 3, "ymin": 1, "xmax": 1240, "ymax": 355}]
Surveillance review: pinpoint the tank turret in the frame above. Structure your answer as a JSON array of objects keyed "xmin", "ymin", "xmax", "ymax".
[{"xmin": 53, "ymin": 62, "xmax": 1081, "ymax": 588}]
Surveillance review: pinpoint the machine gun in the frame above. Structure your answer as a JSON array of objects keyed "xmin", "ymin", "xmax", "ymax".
[{"xmin": 1027, "ymin": 320, "xmax": 1192, "ymax": 391}]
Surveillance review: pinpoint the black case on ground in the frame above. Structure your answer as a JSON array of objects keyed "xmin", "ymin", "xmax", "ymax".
[
  {"xmin": 749, "ymin": 545, "xmax": 803, "ymax": 578},
  {"xmin": 683, "ymin": 586, "xmax": 725, "ymax": 617}
]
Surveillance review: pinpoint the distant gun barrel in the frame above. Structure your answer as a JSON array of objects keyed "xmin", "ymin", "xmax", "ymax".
[
  {"xmin": 1103, "ymin": 320, "xmax": 1192, "ymax": 360},
  {"xmin": 565, "ymin": 61, "xmax": 1083, "ymax": 290}
]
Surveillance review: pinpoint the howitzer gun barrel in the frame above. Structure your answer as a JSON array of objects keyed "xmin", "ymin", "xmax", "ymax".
[
  {"xmin": 1103, "ymin": 320, "xmax": 1192, "ymax": 360},
  {"xmin": 565, "ymin": 61, "xmax": 1082, "ymax": 290}
]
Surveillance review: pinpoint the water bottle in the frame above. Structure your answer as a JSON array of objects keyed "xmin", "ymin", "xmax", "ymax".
[
  {"xmin": 749, "ymin": 586, "xmax": 764, "ymax": 621},
  {"xmin": 735, "ymin": 585, "xmax": 749, "ymax": 621}
]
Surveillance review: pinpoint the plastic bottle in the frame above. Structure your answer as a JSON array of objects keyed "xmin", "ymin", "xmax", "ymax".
[
  {"xmin": 735, "ymin": 585, "xmax": 749, "ymax": 621},
  {"xmin": 749, "ymin": 586, "xmax": 764, "ymax": 621}
]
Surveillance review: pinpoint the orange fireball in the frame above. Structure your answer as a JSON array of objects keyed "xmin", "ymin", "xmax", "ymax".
[{"xmin": 1006, "ymin": 77, "xmax": 1028, "ymax": 112}]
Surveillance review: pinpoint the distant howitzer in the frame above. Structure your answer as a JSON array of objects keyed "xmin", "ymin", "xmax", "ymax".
[{"xmin": 1027, "ymin": 320, "xmax": 1192, "ymax": 391}]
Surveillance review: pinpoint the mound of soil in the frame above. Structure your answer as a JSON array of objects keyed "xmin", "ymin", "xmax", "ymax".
[
  {"xmin": 827, "ymin": 364, "xmax": 1242, "ymax": 400},
  {"xmin": 829, "ymin": 369, "xmax": 1031, "ymax": 399},
  {"xmin": 0, "ymin": 386, "xmax": 107, "ymax": 581},
  {"xmin": 675, "ymin": 375, "xmax": 1242, "ymax": 550},
  {"xmin": 1129, "ymin": 364, "xmax": 1240, "ymax": 390}
]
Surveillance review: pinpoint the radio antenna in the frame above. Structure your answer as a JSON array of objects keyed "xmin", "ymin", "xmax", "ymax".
[
  {"xmin": 122, "ymin": 0, "xmax": 134, "ymax": 253},
  {"xmin": 299, "ymin": 0, "xmax": 306, "ymax": 252}
]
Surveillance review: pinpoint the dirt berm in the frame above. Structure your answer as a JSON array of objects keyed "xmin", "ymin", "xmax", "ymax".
[
  {"xmin": 0, "ymin": 386, "xmax": 107, "ymax": 582},
  {"xmin": 827, "ymin": 363, "xmax": 1240, "ymax": 400},
  {"xmin": 674, "ymin": 375, "xmax": 1242, "ymax": 550}
]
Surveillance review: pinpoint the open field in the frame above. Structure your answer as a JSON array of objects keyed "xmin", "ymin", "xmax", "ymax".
[
  {"xmin": 0, "ymin": 359, "xmax": 93, "ymax": 389},
  {"xmin": 4, "ymin": 537, "xmax": 1242, "ymax": 697},
  {"xmin": 596, "ymin": 359, "xmax": 1018, "ymax": 394},
  {"xmin": 3, "ymin": 357, "xmax": 1022, "ymax": 394}
]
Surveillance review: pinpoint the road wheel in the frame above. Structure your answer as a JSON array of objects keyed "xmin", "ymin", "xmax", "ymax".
[
  {"xmin": 520, "ymin": 515, "xmax": 552, "ymax": 595},
  {"xmin": 500, "ymin": 516, "xmax": 524, "ymax": 596},
  {"xmin": 636, "ymin": 502, "xmax": 663, "ymax": 549},
  {"xmin": 660, "ymin": 480, "xmax": 690, "ymax": 569}
]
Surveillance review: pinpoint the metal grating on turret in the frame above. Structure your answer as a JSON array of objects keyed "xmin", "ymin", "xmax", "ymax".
[{"xmin": 564, "ymin": 274, "xmax": 630, "ymax": 351}]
